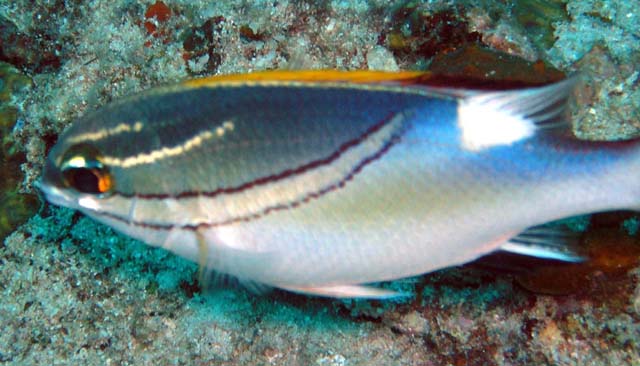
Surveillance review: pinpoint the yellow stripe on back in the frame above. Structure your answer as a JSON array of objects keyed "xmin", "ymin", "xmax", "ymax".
[{"xmin": 182, "ymin": 70, "xmax": 430, "ymax": 88}]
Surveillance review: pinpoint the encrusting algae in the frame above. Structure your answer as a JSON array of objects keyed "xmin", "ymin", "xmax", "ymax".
[{"xmin": 0, "ymin": 62, "xmax": 38, "ymax": 240}]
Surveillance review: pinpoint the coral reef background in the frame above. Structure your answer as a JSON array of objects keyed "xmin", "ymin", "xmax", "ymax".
[{"xmin": 1, "ymin": 0, "xmax": 639, "ymax": 365}]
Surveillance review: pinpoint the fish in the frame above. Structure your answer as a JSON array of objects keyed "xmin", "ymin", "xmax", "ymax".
[{"xmin": 39, "ymin": 70, "xmax": 638, "ymax": 298}]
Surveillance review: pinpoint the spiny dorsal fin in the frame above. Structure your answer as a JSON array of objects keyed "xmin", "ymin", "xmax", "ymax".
[{"xmin": 182, "ymin": 70, "xmax": 427, "ymax": 88}]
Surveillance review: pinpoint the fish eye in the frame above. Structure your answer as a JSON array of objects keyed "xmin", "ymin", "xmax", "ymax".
[{"xmin": 59, "ymin": 144, "xmax": 113, "ymax": 195}]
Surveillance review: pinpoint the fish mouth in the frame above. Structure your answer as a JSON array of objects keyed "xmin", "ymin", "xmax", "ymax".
[{"xmin": 37, "ymin": 181, "xmax": 74, "ymax": 208}]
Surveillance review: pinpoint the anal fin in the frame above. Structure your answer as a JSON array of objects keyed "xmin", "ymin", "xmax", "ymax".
[
  {"xmin": 500, "ymin": 224, "xmax": 585, "ymax": 262},
  {"xmin": 279, "ymin": 284, "xmax": 410, "ymax": 299}
]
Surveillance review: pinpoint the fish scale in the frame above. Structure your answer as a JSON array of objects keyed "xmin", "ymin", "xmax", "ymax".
[{"xmin": 40, "ymin": 71, "xmax": 640, "ymax": 298}]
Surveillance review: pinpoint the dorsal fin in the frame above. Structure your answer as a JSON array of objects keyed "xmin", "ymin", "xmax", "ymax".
[
  {"xmin": 182, "ymin": 70, "xmax": 428, "ymax": 88},
  {"xmin": 457, "ymin": 76, "xmax": 579, "ymax": 151},
  {"xmin": 469, "ymin": 76, "xmax": 578, "ymax": 128}
]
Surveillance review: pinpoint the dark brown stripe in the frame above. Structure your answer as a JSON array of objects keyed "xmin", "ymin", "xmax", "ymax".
[
  {"xmin": 115, "ymin": 112, "xmax": 395, "ymax": 200},
  {"xmin": 96, "ymin": 117, "xmax": 406, "ymax": 231}
]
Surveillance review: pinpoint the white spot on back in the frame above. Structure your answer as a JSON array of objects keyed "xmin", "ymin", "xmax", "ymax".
[{"xmin": 458, "ymin": 94, "xmax": 535, "ymax": 151}]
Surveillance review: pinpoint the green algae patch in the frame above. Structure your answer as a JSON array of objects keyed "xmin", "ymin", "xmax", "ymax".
[
  {"xmin": 513, "ymin": 0, "xmax": 569, "ymax": 50},
  {"xmin": 0, "ymin": 62, "xmax": 38, "ymax": 241}
]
